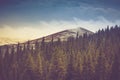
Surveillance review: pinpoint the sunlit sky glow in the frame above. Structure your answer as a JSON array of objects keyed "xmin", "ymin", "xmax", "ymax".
[{"xmin": 0, "ymin": 0, "xmax": 120, "ymax": 41}]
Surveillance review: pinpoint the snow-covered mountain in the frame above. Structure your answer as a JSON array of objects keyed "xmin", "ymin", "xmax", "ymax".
[
  {"xmin": 0, "ymin": 27, "xmax": 93, "ymax": 46},
  {"xmin": 30, "ymin": 27, "xmax": 93, "ymax": 43}
]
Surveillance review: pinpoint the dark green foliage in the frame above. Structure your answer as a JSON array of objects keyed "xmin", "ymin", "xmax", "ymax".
[{"xmin": 0, "ymin": 25, "xmax": 120, "ymax": 80}]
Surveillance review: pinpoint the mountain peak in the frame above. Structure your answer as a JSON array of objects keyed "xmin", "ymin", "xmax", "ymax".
[
  {"xmin": 30, "ymin": 27, "xmax": 94, "ymax": 43},
  {"xmin": 68, "ymin": 27, "xmax": 93, "ymax": 34}
]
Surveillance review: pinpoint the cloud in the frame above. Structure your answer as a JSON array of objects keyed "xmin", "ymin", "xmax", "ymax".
[{"xmin": 0, "ymin": 17, "xmax": 120, "ymax": 42}]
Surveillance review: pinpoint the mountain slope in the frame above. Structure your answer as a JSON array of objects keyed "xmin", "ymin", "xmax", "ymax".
[
  {"xmin": 0, "ymin": 27, "xmax": 93, "ymax": 46},
  {"xmin": 30, "ymin": 27, "xmax": 93, "ymax": 43}
]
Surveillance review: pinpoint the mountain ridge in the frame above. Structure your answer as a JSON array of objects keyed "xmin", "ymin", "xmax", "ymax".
[
  {"xmin": 29, "ymin": 27, "xmax": 93, "ymax": 43},
  {"xmin": 0, "ymin": 27, "xmax": 94, "ymax": 46}
]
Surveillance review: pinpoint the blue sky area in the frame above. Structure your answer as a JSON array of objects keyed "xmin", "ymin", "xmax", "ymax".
[{"xmin": 0, "ymin": 0, "xmax": 120, "ymax": 40}]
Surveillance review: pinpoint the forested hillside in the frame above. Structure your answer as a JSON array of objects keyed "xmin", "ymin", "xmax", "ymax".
[{"xmin": 0, "ymin": 25, "xmax": 120, "ymax": 80}]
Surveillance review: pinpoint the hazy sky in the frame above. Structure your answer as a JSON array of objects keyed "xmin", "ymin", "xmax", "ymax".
[{"xmin": 0, "ymin": 0, "xmax": 120, "ymax": 40}]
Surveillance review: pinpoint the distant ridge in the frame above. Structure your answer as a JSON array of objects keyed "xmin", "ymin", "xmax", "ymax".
[
  {"xmin": 0, "ymin": 27, "xmax": 93, "ymax": 46},
  {"xmin": 29, "ymin": 27, "xmax": 93, "ymax": 43}
]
